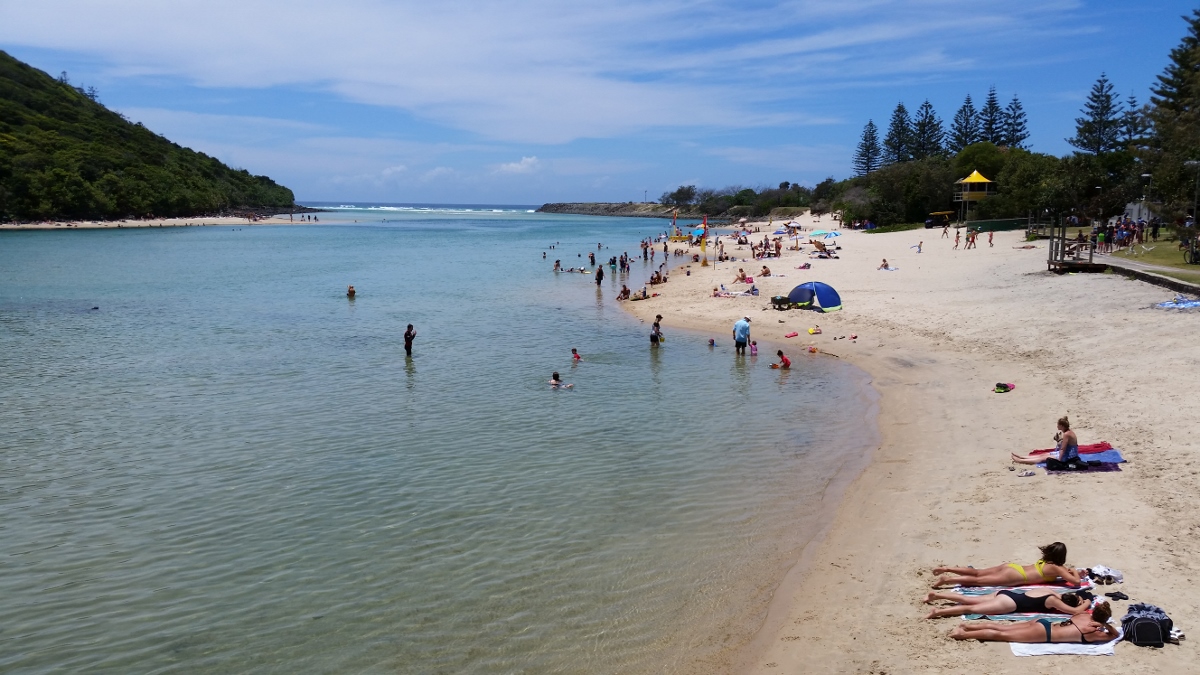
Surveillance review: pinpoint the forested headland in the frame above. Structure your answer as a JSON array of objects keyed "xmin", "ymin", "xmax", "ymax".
[{"xmin": 0, "ymin": 50, "xmax": 295, "ymax": 222}]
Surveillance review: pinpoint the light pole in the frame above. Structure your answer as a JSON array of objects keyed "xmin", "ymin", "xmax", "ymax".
[
  {"xmin": 1141, "ymin": 173, "xmax": 1152, "ymax": 220},
  {"xmin": 1184, "ymin": 161, "xmax": 1200, "ymax": 226}
]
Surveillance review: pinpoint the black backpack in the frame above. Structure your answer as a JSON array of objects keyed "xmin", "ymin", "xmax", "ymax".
[
  {"xmin": 1122, "ymin": 603, "xmax": 1173, "ymax": 648},
  {"xmin": 1124, "ymin": 617, "xmax": 1166, "ymax": 648}
]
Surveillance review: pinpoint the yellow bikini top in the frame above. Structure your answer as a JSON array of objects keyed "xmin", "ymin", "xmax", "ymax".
[{"xmin": 1034, "ymin": 559, "xmax": 1056, "ymax": 581}]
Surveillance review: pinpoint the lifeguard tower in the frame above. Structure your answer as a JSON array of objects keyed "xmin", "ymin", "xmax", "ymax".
[{"xmin": 953, "ymin": 170, "xmax": 995, "ymax": 222}]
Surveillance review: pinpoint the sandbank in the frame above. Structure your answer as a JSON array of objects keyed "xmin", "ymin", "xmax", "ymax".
[{"xmin": 622, "ymin": 214, "xmax": 1199, "ymax": 672}]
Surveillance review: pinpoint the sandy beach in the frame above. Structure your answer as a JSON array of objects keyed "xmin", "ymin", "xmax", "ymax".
[{"xmin": 623, "ymin": 214, "xmax": 1199, "ymax": 672}]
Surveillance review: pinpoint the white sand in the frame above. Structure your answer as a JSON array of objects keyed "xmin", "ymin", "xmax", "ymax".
[{"xmin": 623, "ymin": 213, "xmax": 1199, "ymax": 672}]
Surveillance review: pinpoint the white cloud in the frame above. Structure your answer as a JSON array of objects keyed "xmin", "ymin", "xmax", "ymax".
[
  {"xmin": 0, "ymin": 0, "xmax": 1091, "ymax": 143},
  {"xmin": 495, "ymin": 156, "xmax": 540, "ymax": 175}
]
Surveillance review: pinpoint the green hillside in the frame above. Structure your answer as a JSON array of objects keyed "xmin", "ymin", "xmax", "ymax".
[{"xmin": 0, "ymin": 50, "xmax": 295, "ymax": 222}]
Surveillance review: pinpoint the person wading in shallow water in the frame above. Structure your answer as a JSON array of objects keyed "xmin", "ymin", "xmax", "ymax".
[{"xmin": 404, "ymin": 324, "xmax": 416, "ymax": 357}]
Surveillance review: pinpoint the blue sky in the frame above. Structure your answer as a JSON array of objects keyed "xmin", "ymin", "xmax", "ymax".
[{"xmin": 1, "ymin": 1, "xmax": 1194, "ymax": 204}]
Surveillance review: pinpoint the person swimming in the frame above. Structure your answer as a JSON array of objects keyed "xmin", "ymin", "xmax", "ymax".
[
  {"xmin": 549, "ymin": 372, "xmax": 573, "ymax": 388},
  {"xmin": 346, "ymin": 285, "xmax": 356, "ymax": 298}
]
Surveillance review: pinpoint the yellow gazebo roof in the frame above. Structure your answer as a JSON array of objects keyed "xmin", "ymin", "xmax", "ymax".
[{"xmin": 956, "ymin": 170, "xmax": 993, "ymax": 184}]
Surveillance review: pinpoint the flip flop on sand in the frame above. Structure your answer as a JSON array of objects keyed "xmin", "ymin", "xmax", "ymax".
[{"xmin": 1018, "ymin": 470, "xmax": 1036, "ymax": 477}]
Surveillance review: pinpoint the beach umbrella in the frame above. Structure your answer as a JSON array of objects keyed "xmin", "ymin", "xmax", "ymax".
[
  {"xmin": 739, "ymin": 217, "xmax": 748, "ymax": 223},
  {"xmin": 773, "ymin": 230, "xmax": 786, "ymax": 235},
  {"xmin": 811, "ymin": 230, "xmax": 828, "ymax": 236},
  {"xmin": 789, "ymin": 234, "xmax": 804, "ymax": 240},
  {"xmin": 823, "ymin": 232, "xmax": 842, "ymax": 239},
  {"xmin": 692, "ymin": 228, "xmax": 705, "ymax": 236}
]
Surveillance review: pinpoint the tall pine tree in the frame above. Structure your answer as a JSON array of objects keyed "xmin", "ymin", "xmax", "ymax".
[
  {"xmin": 1146, "ymin": 10, "xmax": 1200, "ymax": 217},
  {"xmin": 1068, "ymin": 74, "xmax": 1124, "ymax": 154},
  {"xmin": 1122, "ymin": 94, "xmax": 1149, "ymax": 146},
  {"xmin": 949, "ymin": 94, "xmax": 981, "ymax": 153},
  {"xmin": 1003, "ymin": 95, "xmax": 1029, "ymax": 149},
  {"xmin": 882, "ymin": 102, "xmax": 913, "ymax": 164},
  {"xmin": 853, "ymin": 120, "xmax": 882, "ymax": 176},
  {"xmin": 911, "ymin": 100, "xmax": 945, "ymax": 160},
  {"xmin": 979, "ymin": 86, "xmax": 1004, "ymax": 144},
  {"xmin": 1150, "ymin": 9, "xmax": 1200, "ymax": 114}
]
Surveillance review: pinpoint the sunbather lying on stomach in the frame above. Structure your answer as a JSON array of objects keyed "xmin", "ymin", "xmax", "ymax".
[
  {"xmin": 949, "ymin": 601, "xmax": 1118, "ymax": 644},
  {"xmin": 931, "ymin": 542, "xmax": 1083, "ymax": 588},
  {"xmin": 923, "ymin": 587, "xmax": 1089, "ymax": 619}
]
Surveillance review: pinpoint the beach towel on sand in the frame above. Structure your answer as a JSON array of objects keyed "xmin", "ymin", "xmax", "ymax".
[
  {"xmin": 964, "ymin": 611, "xmax": 1075, "ymax": 621},
  {"xmin": 1010, "ymin": 624, "xmax": 1123, "ymax": 657},
  {"xmin": 1029, "ymin": 441, "xmax": 1114, "ymax": 456}
]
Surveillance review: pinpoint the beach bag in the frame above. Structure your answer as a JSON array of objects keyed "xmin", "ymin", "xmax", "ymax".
[{"xmin": 1122, "ymin": 604, "xmax": 1172, "ymax": 648}]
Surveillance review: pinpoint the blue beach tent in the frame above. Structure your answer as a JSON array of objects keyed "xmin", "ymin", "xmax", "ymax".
[
  {"xmin": 692, "ymin": 228, "xmax": 706, "ymax": 236},
  {"xmin": 787, "ymin": 282, "xmax": 842, "ymax": 312}
]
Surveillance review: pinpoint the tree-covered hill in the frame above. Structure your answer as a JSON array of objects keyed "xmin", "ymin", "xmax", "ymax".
[{"xmin": 0, "ymin": 50, "xmax": 295, "ymax": 222}]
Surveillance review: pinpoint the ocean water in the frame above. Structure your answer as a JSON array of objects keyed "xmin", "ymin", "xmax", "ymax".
[{"xmin": 0, "ymin": 205, "xmax": 876, "ymax": 673}]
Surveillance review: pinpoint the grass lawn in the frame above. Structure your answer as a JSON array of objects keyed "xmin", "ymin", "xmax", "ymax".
[
  {"xmin": 863, "ymin": 222, "xmax": 926, "ymax": 234},
  {"xmin": 1105, "ymin": 242, "xmax": 1192, "ymax": 268}
]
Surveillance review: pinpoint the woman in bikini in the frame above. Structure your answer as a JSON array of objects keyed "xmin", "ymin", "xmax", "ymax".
[
  {"xmin": 1011, "ymin": 416, "xmax": 1079, "ymax": 467},
  {"xmin": 949, "ymin": 601, "xmax": 1118, "ymax": 644},
  {"xmin": 923, "ymin": 588, "xmax": 1088, "ymax": 619},
  {"xmin": 931, "ymin": 542, "xmax": 1083, "ymax": 588}
]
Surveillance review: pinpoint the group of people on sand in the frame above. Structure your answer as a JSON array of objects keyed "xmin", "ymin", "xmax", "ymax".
[{"xmin": 925, "ymin": 537, "xmax": 1120, "ymax": 644}]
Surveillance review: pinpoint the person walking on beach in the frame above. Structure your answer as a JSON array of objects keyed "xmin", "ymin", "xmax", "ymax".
[
  {"xmin": 942, "ymin": 223, "xmax": 949, "ymax": 238},
  {"xmin": 953, "ymin": 230, "xmax": 961, "ymax": 250},
  {"xmin": 988, "ymin": 230, "xmax": 994, "ymax": 247},
  {"xmin": 404, "ymin": 324, "xmax": 416, "ymax": 357},
  {"xmin": 732, "ymin": 316, "xmax": 751, "ymax": 355}
]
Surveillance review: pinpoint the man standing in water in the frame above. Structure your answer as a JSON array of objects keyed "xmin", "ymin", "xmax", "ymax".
[
  {"xmin": 732, "ymin": 316, "xmax": 751, "ymax": 355},
  {"xmin": 595, "ymin": 264, "xmax": 604, "ymax": 286},
  {"xmin": 404, "ymin": 324, "xmax": 416, "ymax": 357}
]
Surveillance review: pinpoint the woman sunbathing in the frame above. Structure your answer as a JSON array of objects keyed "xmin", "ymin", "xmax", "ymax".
[
  {"xmin": 932, "ymin": 542, "xmax": 1083, "ymax": 588},
  {"xmin": 924, "ymin": 588, "xmax": 1088, "ymax": 619},
  {"xmin": 949, "ymin": 601, "xmax": 1118, "ymax": 644},
  {"xmin": 1012, "ymin": 416, "xmax": 1079, "ymax": 467}
]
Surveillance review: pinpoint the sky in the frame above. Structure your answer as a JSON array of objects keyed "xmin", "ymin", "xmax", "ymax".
[{"xmin": 0, "ymin": 1, "xmax": 1195, "ymax": 205}]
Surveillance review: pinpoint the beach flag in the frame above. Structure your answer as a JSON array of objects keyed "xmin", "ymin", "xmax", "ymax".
[{"xmin": 700, "ymin": 215, "xmax": 708, "ymax": 265}]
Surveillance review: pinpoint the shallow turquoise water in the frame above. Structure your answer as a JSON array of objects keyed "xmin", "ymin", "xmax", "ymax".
[{"xmin": 0, "ymin": 206, "xmax": 875, "ymax": 673}]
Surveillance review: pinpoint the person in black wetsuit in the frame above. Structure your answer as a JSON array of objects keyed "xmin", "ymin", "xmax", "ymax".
[
  {"xmin": 923, "ymin": 588, "xmax": 1087, "ymax": 619},
  {"xmin": 404, "ymin": 324, "xmax": 416, "ymax": 357}
]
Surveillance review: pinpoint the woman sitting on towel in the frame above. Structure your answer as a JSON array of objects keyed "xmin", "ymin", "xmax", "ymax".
[
  {"xmin": 923, "ymin": 588, "xmax": 1089, "ymax": 619},
  {"xmin": 950, "ymin": 601, "xmax": 1118, "ymax": 644},
  {"xmin": 733, "ymin": 268, "xmax": 747, "ymax": 283},
  {"xmin": 1011, "ymin": 416, "xmax": 1079, "ymax": 467},
  {"xmin": 931, "ymin": 542, "xmax": 1083, "ymax": 588}
]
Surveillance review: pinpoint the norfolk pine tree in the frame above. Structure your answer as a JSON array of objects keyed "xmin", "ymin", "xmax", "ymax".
[
  {"xmin": 949, "ymin": 94, "xmax": 981, "ymax": 153},
  {"xmin": 979, "ymin": 86, "xmax": 1004, "ymax": 144},
  {"xmin": 911, "ymin": 100, "xmax": 945, "ymax": 160},
  {"xmin": 1003, "ymin": 95, "xmax": 1029, "ymax": 148},
  {"xmin": 853, "ymin": 120, "xmax": 882, "ymax": 176},
  {"xmin": 882, "ymin": 102, "xmax": 913, "ymax": 164},
  {"xmin": 1068, "ymin": 74, "xmax": 1124, "ymax": 154}
]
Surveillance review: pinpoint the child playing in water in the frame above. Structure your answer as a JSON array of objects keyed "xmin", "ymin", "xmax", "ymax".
[
  {"xmin": 571, "ymin": 348, "xmax": 581, "ymax": 362},
  {"xmin": 750, "ymin": 340, "xmax": 758, "ymax": 356},
  {"xmin": 771, "ymin": 350, "xmax": 791, "ymax": 369}
]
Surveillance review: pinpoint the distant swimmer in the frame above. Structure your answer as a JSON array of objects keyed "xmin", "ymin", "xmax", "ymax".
[
  {"xmin": 347, "ymin": 285, "xmax": 356, "ymax": 298},
  {"xmin": 404, "ymin": 324, "xmax": 416, "ymax": 357},
  {"xmin": 549, "ymin": 372, "xmax": 573, "ymax": 388}
]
